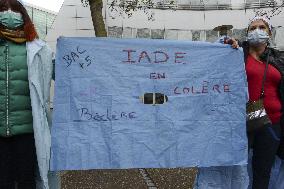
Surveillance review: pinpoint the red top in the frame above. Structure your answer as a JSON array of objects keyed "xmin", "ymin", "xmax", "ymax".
[{"xmin": 246, "ymin": 54, "xmax": 282, "ymax": 124}]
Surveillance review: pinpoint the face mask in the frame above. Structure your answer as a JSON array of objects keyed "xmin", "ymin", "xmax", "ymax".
[
  {"xmin": 0, "ymin": 10, "xmax": 24, "ymax": 29},
  {"xmin": 247, "ymin": 28, "xmax": 270, "ymax": 45}
]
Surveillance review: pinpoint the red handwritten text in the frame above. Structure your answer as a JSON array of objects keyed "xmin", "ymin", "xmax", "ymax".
[{"xmin": 122, "ymin": 49, "xmax": 188, "ymax": 64}]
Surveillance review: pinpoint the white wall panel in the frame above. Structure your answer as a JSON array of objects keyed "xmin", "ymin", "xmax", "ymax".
[
  {"xmin": 275, "ymin": 27, "xmax": 284, "ymax": 50},
  {"xmin": 177, "ymin": 30, "xmax": 192, "ymax": 40},
  {"xmin": 59, "ymin": 5, "xmax": 77, "ymax": 17},
  {"xmin": 77, "ymin": 18, "xmax": 94, "ymax": 29},
  {"xmin": 77, "ymin": 6, "xmax": 92, "ymax": 17},
  {"xmin": 165, "ymin": 29, "xmax": 179, "ymax": 40}
]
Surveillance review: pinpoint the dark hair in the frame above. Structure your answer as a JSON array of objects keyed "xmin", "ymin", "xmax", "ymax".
[{"xmin": 0, "ymin": 0, "xmax": 38, "ymax": 41}]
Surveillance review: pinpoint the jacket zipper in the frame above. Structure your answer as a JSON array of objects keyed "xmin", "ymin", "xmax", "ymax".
[{"xmin": 4, "ymin": 44, "xmax": 10, "ymax": 136}]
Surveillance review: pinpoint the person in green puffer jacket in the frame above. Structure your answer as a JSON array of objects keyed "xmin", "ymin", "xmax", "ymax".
[{"xmin": 0, "ymin": 0, "xmax": 53, "ymax": 189}]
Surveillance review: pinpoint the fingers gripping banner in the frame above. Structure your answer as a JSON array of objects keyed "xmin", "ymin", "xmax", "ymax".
[{"xmin": 51, "ymin": 37, "xmax": 248, "ymax": 171}]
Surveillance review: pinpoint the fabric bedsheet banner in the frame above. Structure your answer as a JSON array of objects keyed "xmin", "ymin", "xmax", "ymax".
[{"xmin": 51, "ymin": 37, "xmax": 248, "ymax": 171}]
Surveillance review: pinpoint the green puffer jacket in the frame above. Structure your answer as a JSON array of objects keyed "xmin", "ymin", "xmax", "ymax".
[{"xmin": 0, "ymin": 40, "xmax": 33, "ymax": 137}]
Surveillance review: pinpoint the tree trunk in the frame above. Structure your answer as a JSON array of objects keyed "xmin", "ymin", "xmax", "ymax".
[{"xmin": 88, "ymin": 0, "xmax": 107, "ymax": 37}]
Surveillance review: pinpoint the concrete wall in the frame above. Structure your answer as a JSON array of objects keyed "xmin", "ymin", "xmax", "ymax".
[{"xmin": 46, "ymin": 0, "xmax": 284, "ymax": 52}]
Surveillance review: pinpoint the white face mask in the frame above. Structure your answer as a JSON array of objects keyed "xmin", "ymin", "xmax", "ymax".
[{"xmin": 247, "ymin": 28, "xmax": 270, "ymax": 45}]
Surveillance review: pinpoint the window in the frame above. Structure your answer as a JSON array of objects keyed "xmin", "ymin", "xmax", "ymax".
[
  {"xmin": 137, "ymin": 28, "xmax": 151, "ymax": 38},
  {"xmin": 142, "ymin": 93, "xmax": 168, "ymax": 105}
]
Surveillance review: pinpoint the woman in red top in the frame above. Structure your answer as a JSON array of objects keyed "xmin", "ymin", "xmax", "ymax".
[
  {"xmin": 194, "ymin": 17, "xmax": 284, "ymax": 189},
  {"xmin": 239, "ymin": 17, "xmax": 283, "ymax": 189}
]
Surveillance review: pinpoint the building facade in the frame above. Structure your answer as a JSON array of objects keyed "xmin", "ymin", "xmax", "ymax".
[
  {"xmin": 106, "ymin": 0, "xmax": 284, "ymax": 48},
  {"xmin": 25, "ymin": 3, "xmax": 57, "ymax": 39},
  {"xmin": 46, "ymin": 0, "xmax": 284, "ymax": 52}
]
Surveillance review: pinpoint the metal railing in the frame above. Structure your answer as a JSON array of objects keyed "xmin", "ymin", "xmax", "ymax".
[
  {"xmin": 107, "ymin": 0, "xmax": 283, "ymax": 11},
  {"xmin": 154, "ymin": 0, "xmax": 281, "ymax": 10}
]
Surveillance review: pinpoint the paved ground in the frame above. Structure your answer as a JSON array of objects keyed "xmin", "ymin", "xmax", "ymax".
[{"xmin": 60, "ymin": 168, "xmax": 197, "ymax": 189}]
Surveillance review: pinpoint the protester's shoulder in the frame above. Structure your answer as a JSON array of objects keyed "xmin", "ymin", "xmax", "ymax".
[
  {"xmin": 269, "ymin": 47, "xmax": 284, "ymax": 61},
  {"xmin": 35, "ymin": 39, "xmax": 52, "ymax": 53},
  {"xmin": 28, "ymin": 39, "xmax": 51, "ymax": 53},
  {"xmin": 240, "ymin": 41, "xmax": 249, "ymax": 48},
  {"xmin": 274, "ymin": 48, "xmax": 284, "ymax": 59},
  {"xmin": 28, "ymin": 39, "xmax": 53, "ymax": 69}
]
